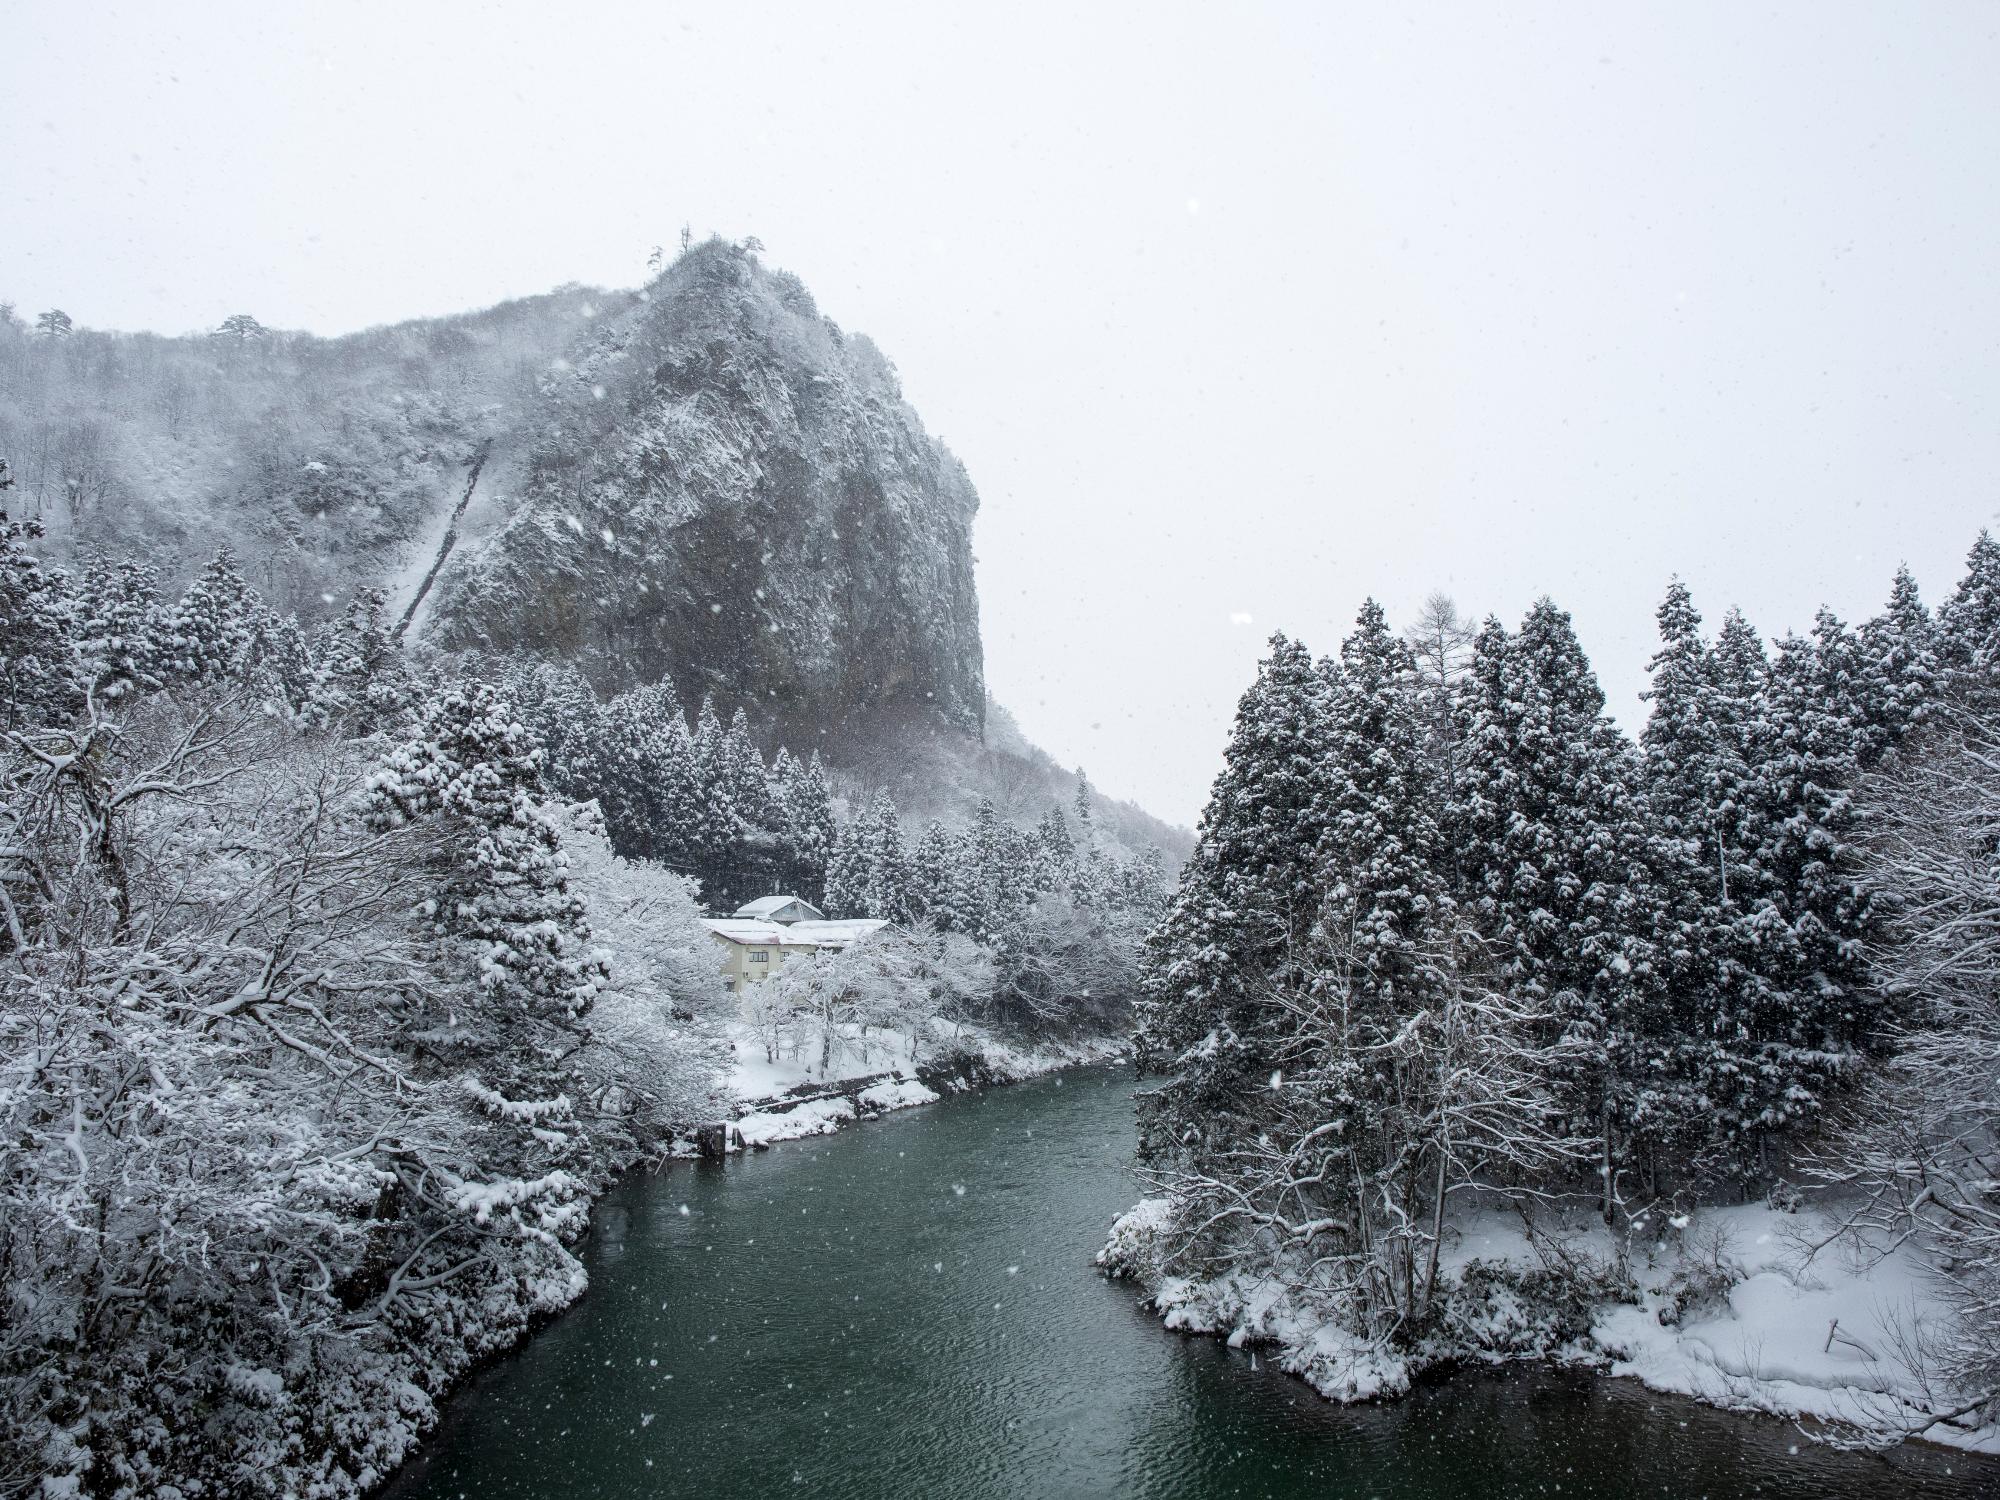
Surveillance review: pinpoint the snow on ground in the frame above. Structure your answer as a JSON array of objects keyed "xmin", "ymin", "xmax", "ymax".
[
  {"xmin": 1102, "ymin": 1196, "xmax": 2000, "ymax": 1452},
  {"xmin": 733, "ymin": 1096, "xmax": 856, "ymax": 1147},
  {"xmin": 723, "ymin": 1018, "xmax": 1122, "ymax": 1104},
  {"xmin": 719, "ymin": 1017, "xmax": 1124, "ymax": 1146},
  {"xmin": 723, "ymin": 1020, "xmax": 921, "ymax": 1102},
  {"xmin": 856, "ymin": 1078, "xmax": 942, "ymax": 1112},
  {"xmin": 1594, "ymin": 1202, "xmax": 1997, "ymax": 1451}
]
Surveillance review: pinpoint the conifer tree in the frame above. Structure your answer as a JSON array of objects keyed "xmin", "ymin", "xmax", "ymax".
[
  {"xmin": 243, "ymin": 609, "xmax": 316, "ymax": 719},
  {"xmin": 1037, "ymin": 804, "xmax": 1076, "ymax": 876},
  {"xmin": 309, "ymin": 587, "xmax": 408, "ymax": 732},
  {"xmin": 782, "ymin": 751, "xmax": 837, "ymax": 897},
  {"xmin": 1854, "ymin": 564, "xmax": 1939, "ymax": 765},
  {"xmin": 1635, "ymin": 580, "xmax": 1736, "ymax": 1137},
  {"xmin": 689, "ymin": 694, "xmax": 743, "ymax": 856},
  {"xmin": 1639, "ymin": 580, "xmax": 1724, "ymax": 870},
  {"xmin": 1311, "ymin": 599, "xmax": 1446, "ymax": 1010},
  {"xmin": 0, "ymin": 507, "xmax": 82, "ymax": 728},
  {"xmin": 768, "ymin": 745, "xmax": 801, "ymax": 822},
  {"xmin": 911, "ymin": 819, "xmax": 976, "ymax": 932},
  {"xmin": 1940, "ymin": 529, "xmax": 2000, "ymax": 681},
  {"xmin": 1461, "ymin": 600, "xmax": 1677, "ymax": 1200},
  {"xmin": 165, "ymin": 549, "xmax": 259, "ymax": 684},
  {"xmin": 1731, "ymin": 619, "xmax": 1872, "ymax": 1133},
  {"xmin": 73, "ymin": 551, "xmax": 164, "ymax": 704},
  {"xmin": 823, "ymin": 817, "xmax": 869, "ymax": 919},
  {"xmin": 600, "ymin": 679, "xmax": 693, "ymax": 861},
  {"xmin": 368, "ymin": 683, "xmax": 607, "ymax": 1020},
  {"xmin": 652, "ymin": 715, "xmax": 708, "ymax": 866},
  {"xmin": 722, "ymin": 708, "xmax": 777, "ymax": 830},
  {"xmin": 513, "ymin": 662, "xmax": 612, "ymax": 808},
  {"xmin": 860, "ymin": 789, "xmax": 912, "ymax": 921},
  {"xmin": 1135, "ymin": 633, "xmax": 1333, "ymax": 1144}
]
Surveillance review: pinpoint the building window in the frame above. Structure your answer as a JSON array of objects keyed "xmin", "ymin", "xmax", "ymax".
[{"xmin": 749, "ymin": 950, "xmax": 769, "ymax": 964}]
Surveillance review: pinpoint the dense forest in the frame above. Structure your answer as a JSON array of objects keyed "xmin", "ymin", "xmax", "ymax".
[{"xmin": 1127, "ymin": 541, "xmax": 2000, "ymax": 1429}]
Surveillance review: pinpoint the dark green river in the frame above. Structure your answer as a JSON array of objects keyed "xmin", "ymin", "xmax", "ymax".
[{"xmin": 384, "ymin": 1066, "xmax": 1994, "ymax": 1499}]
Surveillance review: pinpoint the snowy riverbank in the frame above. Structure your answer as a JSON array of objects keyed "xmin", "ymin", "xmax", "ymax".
[
  {"xmin": 1101, "ymin": 1197, "xmax": 2000, "ymax": 1455},
  {"xmin": 720, "ymin": 1019, "xmax": 1127, "ymax": 1148}
]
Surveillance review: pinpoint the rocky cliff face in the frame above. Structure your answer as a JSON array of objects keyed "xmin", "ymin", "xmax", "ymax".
[{"xmin": 424, "ymin": 241, "xmax": 985, "ymax": 744}]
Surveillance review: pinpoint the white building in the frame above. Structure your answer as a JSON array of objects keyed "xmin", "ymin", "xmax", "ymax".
[{"xmin": 701, "ymin": 895, "xmax": 888, "ymax": 1002}]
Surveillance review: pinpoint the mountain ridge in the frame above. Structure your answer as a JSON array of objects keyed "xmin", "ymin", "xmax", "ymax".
[{"xmin": 0, "ymin": 243, "xmax": 1190, "ymax": 857}]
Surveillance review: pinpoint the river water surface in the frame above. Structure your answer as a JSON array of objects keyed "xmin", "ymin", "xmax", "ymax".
[{"xmin": 384, "ymin": 1066, "xmax": 1995, "ymax": 1500}]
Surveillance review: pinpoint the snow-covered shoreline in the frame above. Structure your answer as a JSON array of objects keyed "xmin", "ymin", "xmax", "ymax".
[
  {"xmin": 720, "ymin": 1021, "xmax": 1126, "ymax": 1148},
  {"xmin": 1100, "ymin": 1196, "xmax": 2000, "ymax": 1455}
]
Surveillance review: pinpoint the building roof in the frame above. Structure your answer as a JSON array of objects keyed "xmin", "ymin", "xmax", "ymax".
[
  {"xmin": 701, "ymin": 917, "xmax": 889, "ymax": 949},
  {"xmin": 733, "ymin": 895, "xmax": 825, "ymax": 922}
]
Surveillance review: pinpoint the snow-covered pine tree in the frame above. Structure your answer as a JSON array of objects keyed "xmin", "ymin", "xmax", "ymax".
[
  {"xmin": 1460, "ymin": 600, "xmax": 1679, "ymax": 1208},
  {"xmin": 0, "ymin": 507, "xmax": 83, "ymax": 728},
  {"xmin": 368, "ymin": 682, "xmax": 606, "ymax": 1021},
  {"xmin": 768, "ymin": 744, "xmax": 801, "ymax": 822},
  {"xmin": 599, "ymin": 679, "xmax": 692, "ymax": 861},
  {"xmin": 970, "ymin": 799, "xmax": 1035, "ymax": 941},
  {"xmin": 1854, "ymin": 564, "xmax": 1940, "ymax": 766},
  {"xmin": 822, "ymin": 816, "xmax": 869, "ymax": 919},
  {"xmin": 1939, "ymin": 529, "xmax": 2000, "ymax": 684},
  {"xmin": 243, "ymin": 608, "xmax": 317, "ymax": 719},
  {"xmin": 1639, "ymin": 580, "xmax": 1724, "ymax": 874},
  {"xmin": 1405, "ymin": 590, "xmax": 1476, "ymax": 855},
  {"xmin": 722, "ymin": 707, "xmax": 777, "ymax": 831},
  {"xmin": 1133, "ymin": 633, "xmax": 1332, "ymax": 1153},
  {"xmin": 781, "ymin": 750, "xmax": 836, "ymax": 899},
  {"xmin": 1675, "ymin": 607, "xmax": 1787, "ymax": 1157},
  {"xmin": 512, "ymin": 661, "xmax": 612, "ymax": 808},
  {"xmin": 365, "ymin": 684, "xmax": 604, "ymax": 1365},
  {"xmin": 1730, "ymin": 615, "xmax": 1872, "ymax": 1143},
  {"xmin": 861, "ymin": 788, "xmax": 912, "ymax": 921},
  {"xmin": 1037, "ymin": 804, "xmax": 1077, "ymax": 885},
  {"xmin": 309, "ymin": 586, "xmax": 408, "ymax": 732},
  {"xmin": 73, "ymin": 550, "xmax": 164, "ymax": 704},
  {"xmin": 1312, "ymin": 598, "xmax": 1445, "ymax": 1007},
  {"xmin": 911, "ymin": 818, "xmax": 967, "ymax": 931},
  {"xmin": 689, "ymin": 693, "xmax": 744, "ymax": 858},
  {"xmin": 1633, "ymin": 580, "xmax": 1741, "ymax": 1164},
  {"xmin": 164, "ymin": 547, "xmax": 260, "ymax": 683},
  {"xmin": 1155, "ymin": 600, "xmax": 1489, "ymax": 1332},
  {"xmin": 1068, "ymin": 772, "xmax": 1113, "ymax": 907}
]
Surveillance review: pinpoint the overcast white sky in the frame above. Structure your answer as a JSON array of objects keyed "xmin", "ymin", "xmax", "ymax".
[{"xmin": 4, "ymin": 2, "xmax": 1998, "ymax": 826}]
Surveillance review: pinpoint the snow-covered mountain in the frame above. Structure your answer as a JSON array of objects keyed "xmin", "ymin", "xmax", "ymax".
[
  {"xmin": 0, "ymin": 243, "xmax": 1189, "ymax": 857},
  {"xmin": 424, "ymin": 239, "xmax": 986, "ymax": 748}
]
